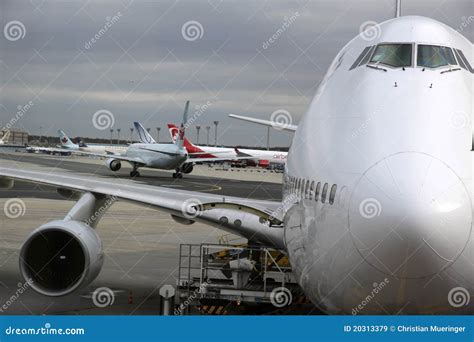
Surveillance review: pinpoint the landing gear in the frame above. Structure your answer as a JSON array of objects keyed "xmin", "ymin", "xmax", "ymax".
[
  {"xmin": 130, "ymin": 164, "xmax": 140, "ymax": 177},
  {"xmin": 172, "ymin": 171, "xmax": 183, "ymax": 179},
  {"xmin": 130, "ymin": 170, "xmax": 140, "ymax": 177}
]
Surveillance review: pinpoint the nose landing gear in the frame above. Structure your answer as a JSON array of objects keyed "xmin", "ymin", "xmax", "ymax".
[
  {"xmin": 172, "ymin": 171, "xmax": 183, "ymax": 179},
  {"xmin": 130, "ymin": 163, "xmax": 140, "ymax": 177}
]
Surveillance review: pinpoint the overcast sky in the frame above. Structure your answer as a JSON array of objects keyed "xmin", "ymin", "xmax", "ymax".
[{"xmin": 0, "ymin": 0, "xmax": 472, "ymax": 147}]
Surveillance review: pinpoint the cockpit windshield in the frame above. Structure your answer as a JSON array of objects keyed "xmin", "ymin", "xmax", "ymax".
[
  {"xmin": 417, "ymin": 45, "xmax": 456, "ymax": 68},
  {"xmin": 369, "ymin": 44, "xmax": 412, "ymax": 68}
]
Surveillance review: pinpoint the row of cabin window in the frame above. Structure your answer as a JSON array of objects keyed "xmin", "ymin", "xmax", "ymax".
[{"xmin": 289, "ymin": 177, "xmax": 337, "ymax": 205}]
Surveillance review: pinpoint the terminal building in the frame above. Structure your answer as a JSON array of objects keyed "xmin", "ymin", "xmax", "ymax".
[{"xmin": 2, "ymin": 128, "xmax": 28, "ymax": 145}]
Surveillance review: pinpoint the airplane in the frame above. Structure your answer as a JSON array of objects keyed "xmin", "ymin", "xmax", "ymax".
[
  {"xmin": 70, "ymin": 101, "xmax": 244, "ymax": 178},
  {"xmin": 0, "ymin": 130, "xmax": 10, "ymax": 145},
  {"xmin": 58, "ymin": 130, "xmax": 128, "ymax": 155},
  {"xmin": 167, "ymin": 124, "xmax": 288, "ymax": 166},
  {"xmin": 0, "ymin": 10, "xmax": 472, "ymax": 314}
]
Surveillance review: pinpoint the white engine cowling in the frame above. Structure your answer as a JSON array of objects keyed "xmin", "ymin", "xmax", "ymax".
[
  {"xmin": 105, "ymin": 158, "xmax": 121, "ymax": 171},
  {"xmin": 19, "ymin": 220, "xmax": 104, "ymax": 297}
]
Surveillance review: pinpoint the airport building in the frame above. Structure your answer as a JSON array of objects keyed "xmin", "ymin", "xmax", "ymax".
[{"xmin": 6, "ymin": 128, "xmax": 29, "ymax": 145}]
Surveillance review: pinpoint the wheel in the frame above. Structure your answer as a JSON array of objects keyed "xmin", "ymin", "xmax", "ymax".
[
  {"xmin": 130, "ymin": 170, "xmax": 140, "ymax": 177},
  {"xmin": 172, "ymin": 173, "xmax": 177, "ymax": 179},
  {"xmin": 177, "ymin": 173, "xmax": 183, "ymax": 179}
]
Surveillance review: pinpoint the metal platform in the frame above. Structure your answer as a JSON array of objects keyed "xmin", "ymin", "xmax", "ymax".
[{"xmin": 176, "ymin": 243, "xmax": 306, "ymax": 315}]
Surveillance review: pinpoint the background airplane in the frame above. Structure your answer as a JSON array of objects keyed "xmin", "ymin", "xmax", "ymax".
[
  {"xmin": 167, "ymin": 124, "xmax": 287, "ymax": 166},
  {"xmin": 58, "ymin": 130, "xmax": 128, "ymax": 155}
]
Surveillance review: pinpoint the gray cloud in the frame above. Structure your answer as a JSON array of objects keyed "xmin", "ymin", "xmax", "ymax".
[{"xmin": 0, "ymin": 0, "xmax": 472, "ymax": 146}]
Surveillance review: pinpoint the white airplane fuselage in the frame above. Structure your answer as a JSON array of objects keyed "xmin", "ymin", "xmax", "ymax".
[
  {"xmin": 126, "ymin": 143, "xmax": 187, "ymax": 169},
  {"xmin": 283, "ymin": 16, "xmax": 473, "ymax": 314}
]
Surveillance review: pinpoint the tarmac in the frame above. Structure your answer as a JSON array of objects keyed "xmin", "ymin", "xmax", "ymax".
[{"xmin": 0, "ymin": 150, "xmax": 283, "ymax": 315}]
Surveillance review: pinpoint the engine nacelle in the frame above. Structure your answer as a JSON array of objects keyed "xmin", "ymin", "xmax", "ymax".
[
  {"xmin": 19, "ymin": 220, "xmax": 104, "ymax": 297},
  {"xmin": 105, "ymin": 158, "xmax": 121, "ymax": 171},
  {"xmin": 180, "ymin": 162, "xmax": 194, "ymax": 174}
]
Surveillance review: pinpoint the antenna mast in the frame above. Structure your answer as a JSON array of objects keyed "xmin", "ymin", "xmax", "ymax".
[{"xmin": 396, "ymin": 0, "xmax": 402, "ymax": 17}]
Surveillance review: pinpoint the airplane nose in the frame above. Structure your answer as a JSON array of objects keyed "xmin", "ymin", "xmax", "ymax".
[{"xmin": 348, "ymin": 152, "xmax": 472, "ymax": 279}]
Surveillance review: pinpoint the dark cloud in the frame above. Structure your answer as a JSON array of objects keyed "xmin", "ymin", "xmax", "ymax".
[{"xmin": 0, "ymin": 0, "xmax": 472, "ymax": 146}]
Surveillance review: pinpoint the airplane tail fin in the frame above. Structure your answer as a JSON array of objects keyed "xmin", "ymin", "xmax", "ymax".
[
  {"xmin": 58, "ymin": 130, "xmax": 78, "ymax": 149},
  {"xmin": 0, "ymin": 130, "xmax": 10, "ymax": 143},
  {"xmin": 175, "ymin": 100, "xmax": 190, "ymax": 149},
  {"xmin": 167, "ymin": 123, "xmax": 195, "ymax": 149},
  {"xmin": 133, "ymin": 122, "xmax": 156, "ymax": 144}
]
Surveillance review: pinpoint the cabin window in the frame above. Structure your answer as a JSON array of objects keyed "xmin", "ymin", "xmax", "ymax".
[
  {"xmin": 329, "ymin": 184, "xmax": 337, "ymax": 204},
  {"xmin": 321, "ymin": 183, "xmax": 329, "ymax": 203},
  {"xmin": 370, "ymin": 43, "xmax": 412, "ymax": 68},
  {"xmin": 315, "ymin": 182, "xmax": 321, "ymax": 201},
  {"xmin": 309, "ymin": 181, "xmax": 315, "ymax": 200},
  {"xmin": 305, "ymin": 180, "xmax": 310, "ymax": 199},
  {"xmin": 454, "ymin": 49, "xmax": 473, "ymax": 73},
  {"xmin": 417, "ymin": 45, "xmax": 456, "ymax": 68}
]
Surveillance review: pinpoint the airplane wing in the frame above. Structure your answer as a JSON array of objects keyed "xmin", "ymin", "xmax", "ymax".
[
  {"xmin": 229, "ymin": 114, "xmax": 298, "ymax": 132},
  {"xmin": 69, "ymin": 150, "xmax": 147, "ymax": 166},
  {"xmin": 0, "ymin": 168, "xmax": 285, "ymax": 249}
]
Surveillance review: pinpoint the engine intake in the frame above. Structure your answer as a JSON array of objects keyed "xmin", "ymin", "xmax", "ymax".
[
  {"xmin": 106, "ymin": 158, "xmax": 121, "ymax": 171},
  {"xmin": 20, "ymin": 220, "xmax": 104, "ymax": 297}
]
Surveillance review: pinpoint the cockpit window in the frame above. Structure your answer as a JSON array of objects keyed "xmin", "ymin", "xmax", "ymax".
[
  {"xmin": 417, "ymin": 45, "xmax": 456, "ymax": 68},
  {"xmin": 350, "ymin": 46, "xmax": 372, "ymax": 70},
  {"xmin": 453, "ymin": 49, "xmax": 474, "ymax": 73},
  {"xmin": 370, "ymin": 44, "xmax": 412, "ymax": 68}
]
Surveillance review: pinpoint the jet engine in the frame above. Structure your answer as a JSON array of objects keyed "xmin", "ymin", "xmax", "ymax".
[
  {"xmin": 105, "ymin": 158, "xmax": 121, "ymax": 171},
  {"xmin": 19, "ymin": 220, "xmax": 104, "ymax": 296},
  {"xmin": 180, "ymin": 162, "xmax": 194, "ymax": 174}
]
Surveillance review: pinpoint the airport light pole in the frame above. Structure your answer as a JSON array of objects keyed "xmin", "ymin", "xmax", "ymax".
[
  {"xmin": 196, "ymin": 125, "xmax": 201, "ymax": 145},
  {"xmin": 117, "ymin": 128, "xmax": 121, "ymax": 145},
  {"xmin": 130, "ymin": 127, "xmax": 134, "ymax": 143},
  {"xmin": 266, "ymin": 126, "xmax": 270, "ymax": 151},
  {"xmin": 156, "ymin": 127, "xmax": 161, "ymax": 143},
  {"xmin": 110, "ymin": 129, "xmax": 114, "ymax": 145},
  {"xmin": 213, "ymin": 121, "xmax": 219, "ymax": 147},
  {"xmin": 205, "ymin": 126, "xmax": 210, "ymax": 146}
]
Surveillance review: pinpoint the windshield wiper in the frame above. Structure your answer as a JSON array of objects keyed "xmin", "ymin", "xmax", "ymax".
[
  {"xmin": 440, "ymin": 67, "xmax": 461, "ymax": 74},
  {"xmin": 366, "ymin": 64, "xmax": 387, "ymax": 72}
]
